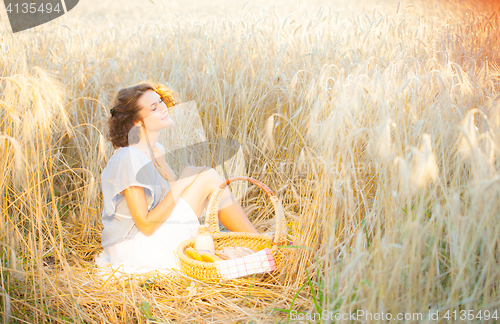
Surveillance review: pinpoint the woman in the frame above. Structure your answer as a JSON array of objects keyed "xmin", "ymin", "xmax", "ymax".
[{"xmin": 96, "ymin": 82, "xmax": 258, "ymax": 275}]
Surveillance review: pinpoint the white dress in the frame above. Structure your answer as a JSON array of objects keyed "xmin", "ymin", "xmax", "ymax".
[
  {"xmin": 95, "ymin": 144, "xmax": 201, "ymax": 279},
  {"xmin": 95, "ymin": 197, "xmax": 200, "ymax": 278}
]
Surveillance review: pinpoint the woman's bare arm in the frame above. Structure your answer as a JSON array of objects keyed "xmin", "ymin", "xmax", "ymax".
[
  {"xmin": 123, "ymin": 181, "xmax": 187, "ymax": 236},
  {"xmin": 122, "ymin": 165, "xmax": 208, "ymax": 236}
]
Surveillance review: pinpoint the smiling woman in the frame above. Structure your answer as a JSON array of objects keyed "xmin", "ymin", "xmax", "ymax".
[{"xmin": 95, "ymin": 82, "xmax": 258, "ymax": 276}]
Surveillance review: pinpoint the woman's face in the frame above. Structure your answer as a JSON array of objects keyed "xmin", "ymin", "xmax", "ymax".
[{"xmin": 136, "ymin": 90, "xmax": 173, "ymax": 131}]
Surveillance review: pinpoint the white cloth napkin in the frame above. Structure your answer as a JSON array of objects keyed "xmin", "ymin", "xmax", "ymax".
[{"xmin": 214, "ymin": 248, "xmax": 276, "ymax": 279}]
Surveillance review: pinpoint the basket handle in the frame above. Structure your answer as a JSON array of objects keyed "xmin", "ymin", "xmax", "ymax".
[{"xmin": 204, "ymin": 176, "xmax": 287, "ymax": 245}]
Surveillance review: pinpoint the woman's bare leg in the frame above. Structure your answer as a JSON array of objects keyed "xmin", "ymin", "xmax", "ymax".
[
  {"xmin": 217, "ymin": 192, "xmax": 259, "ymax": 233},
  {"xmin": 180, "ymin": 168, "xmax": 258, "ymax": 233}
]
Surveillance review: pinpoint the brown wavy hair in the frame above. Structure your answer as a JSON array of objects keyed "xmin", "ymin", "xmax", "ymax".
[{"xmin": 107, "ymin": 82, "xmax": 177, "ymax": 148}]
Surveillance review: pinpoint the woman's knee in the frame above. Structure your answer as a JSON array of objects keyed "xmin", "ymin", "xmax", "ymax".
[
  {"xmin": 199, "ymin": 167, "xmax": 222, "ymax": 183},
  {"xmin": 190, "ymin": 167, "xmax": 222, "ymax": 191}
]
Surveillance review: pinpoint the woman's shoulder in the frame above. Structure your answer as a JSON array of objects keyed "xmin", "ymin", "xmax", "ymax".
[
  {"xmin": 114, "ymin": 145, "xmax": 154, "ymax": 160},
  {"xmin": 101, "ymin": 147, "xmax": 142, "ymax": 178},
  {"xmin": 107, "ymin": 146, "xmax": 135, "ymax": 164},
  {"xmin": 110, "ymin": 144, "xmax": 165, "ymax": 157}
]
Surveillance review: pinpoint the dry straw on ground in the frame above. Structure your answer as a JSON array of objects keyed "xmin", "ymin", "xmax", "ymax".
[{"xmin": 1, "ymin": 0, "xmax": 500, "ymax": 322}]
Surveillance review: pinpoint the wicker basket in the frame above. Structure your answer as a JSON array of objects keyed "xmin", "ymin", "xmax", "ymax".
[{"xmin": 176, "ymin": 176, "xmax": 288, "ymax": 280}]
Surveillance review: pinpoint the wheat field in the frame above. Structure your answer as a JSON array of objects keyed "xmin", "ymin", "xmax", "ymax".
[{"xmin": 1, "ymin": 0, "xmax": 499, "ymax": 322}]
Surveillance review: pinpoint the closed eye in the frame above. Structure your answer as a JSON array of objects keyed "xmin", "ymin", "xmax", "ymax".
[{"xmin": 151, "ymin": 98, "xmax": 162, "ymax": 110}]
